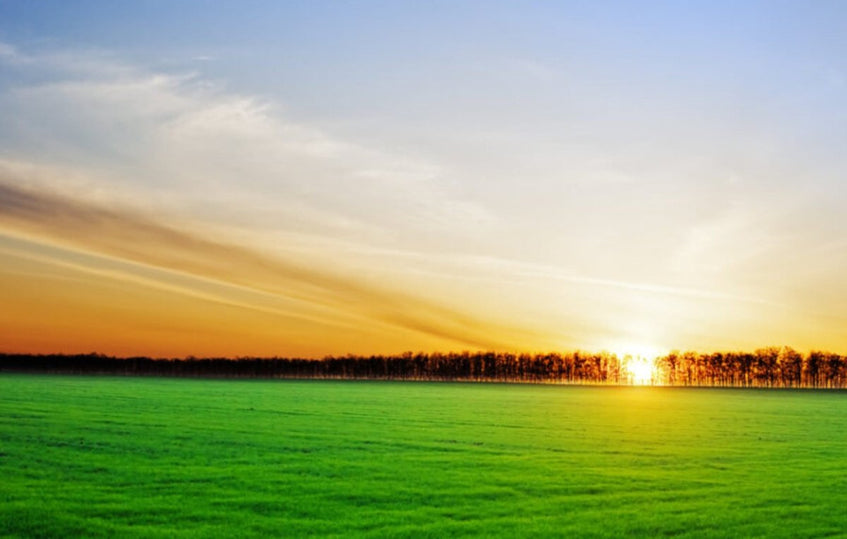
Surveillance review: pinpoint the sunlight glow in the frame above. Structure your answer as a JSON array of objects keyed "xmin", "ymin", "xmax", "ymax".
[
  {"xmin": 605, "ymin": 341, "xmax": 664, "ymax": 384},
  {"xmin": 625, "ymin": 356, "xmax": 655, "ymax": 385}
]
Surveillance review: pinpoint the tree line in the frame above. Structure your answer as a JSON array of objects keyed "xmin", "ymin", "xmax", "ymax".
[{"xmin": 1, "ymin": 347, "xmax": 846, "ymax": 388}]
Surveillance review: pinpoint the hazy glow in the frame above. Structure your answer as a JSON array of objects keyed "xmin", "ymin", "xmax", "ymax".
[
  {"xmin": 1, "ymin": 3, "xmax": 846, "ymax": 357},
  {"xmin": 625, "ymin": 357, "xmax": 656, "ymax": 386}
]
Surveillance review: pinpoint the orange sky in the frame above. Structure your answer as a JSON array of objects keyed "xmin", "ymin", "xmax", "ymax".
[
  {"xmin": 2, "ymin": 176, "xmax": 845, "ymax": 358},
  {"xmin": 0, "ymin": 179, "xmax": 541, "ymax": 357}
]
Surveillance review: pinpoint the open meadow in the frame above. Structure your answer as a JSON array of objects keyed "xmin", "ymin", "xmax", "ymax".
[{"xmin": 1, "ymin": 375, "xmax": 846, "ymax": 537}]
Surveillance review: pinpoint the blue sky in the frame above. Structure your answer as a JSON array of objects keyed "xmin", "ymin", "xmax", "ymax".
[{"xmin": 1, "ymin": 1, "xmax": 846, "ymax": 356}]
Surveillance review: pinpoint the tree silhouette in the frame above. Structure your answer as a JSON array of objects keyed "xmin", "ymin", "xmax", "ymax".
[{"xmin": 1, "ymin": 349, "xmax": 845, "ymax": 388}]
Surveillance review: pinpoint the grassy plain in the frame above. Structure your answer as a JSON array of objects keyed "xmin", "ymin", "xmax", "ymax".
[{"xmin": 1, "ymin": 375, "xmax": 845, "ymax": 537}]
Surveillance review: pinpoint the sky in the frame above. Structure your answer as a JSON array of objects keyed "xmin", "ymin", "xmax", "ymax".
[{"xmin": 1, "ymin": 1, "xmax": 846, "ymax": 358}]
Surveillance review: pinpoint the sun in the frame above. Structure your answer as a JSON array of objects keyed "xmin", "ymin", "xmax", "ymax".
[
  {"xmin": 604, "ymin": 342, "xmax": 663, "ymax": 385},
  {"xmin": 626, "ymin": 356, "xmax": 655, "ymax": 385}
]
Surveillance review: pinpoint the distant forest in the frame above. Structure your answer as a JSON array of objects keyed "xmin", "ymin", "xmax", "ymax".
[{"xmin": 2, "ymin": 348, "xmax": 846, "ymax": 388}]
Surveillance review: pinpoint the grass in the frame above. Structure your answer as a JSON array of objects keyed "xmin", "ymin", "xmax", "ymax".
[{"xmin": 1, "ymin": 375, "xmax": 845, "ymax": 537}]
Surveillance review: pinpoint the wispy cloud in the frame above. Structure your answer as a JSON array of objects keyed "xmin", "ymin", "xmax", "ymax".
[
  {"xmin": 0, "ymin": 45, "xmax": 493, "ymax": 250},
  {"xmin": 0, "ymin": 41, "xmax": 21, "ymax": 62},
  {"xmin": 0, "ymin": 177, "xmax": 521, "ymax": 351}
]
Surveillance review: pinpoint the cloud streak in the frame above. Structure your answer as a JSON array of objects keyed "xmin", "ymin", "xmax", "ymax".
[
  {"xmin": 0, "ymin": 176, "xmax": 524, "ymax": 352},
  {"xmin": 0, "ymin": 44, "xmax": 493, "ymax": 251}
]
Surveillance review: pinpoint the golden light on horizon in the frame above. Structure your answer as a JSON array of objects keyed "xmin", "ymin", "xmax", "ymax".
[
  {"xmin": 613, "ymin": 340, "xmax": 664, "ymax": 385},
  {"xmin": 623, "ymin": 355, "xmax": 657, "ymax": 386},
  {"xmin": 608, "ymin": 342, "xmax": 666, "ymax": 361}
]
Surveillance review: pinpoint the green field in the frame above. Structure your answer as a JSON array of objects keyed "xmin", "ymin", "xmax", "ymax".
[{"xmin": 1, "ymin": 375, "xmax": 845, "ymax": 537}]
